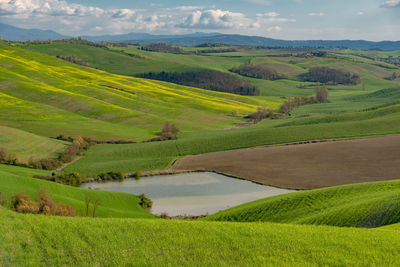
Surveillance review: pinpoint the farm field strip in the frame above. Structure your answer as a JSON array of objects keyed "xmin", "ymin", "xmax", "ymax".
[{"xmin": 174, "ymin": 135, "xmax": 400, "ymax": 189}]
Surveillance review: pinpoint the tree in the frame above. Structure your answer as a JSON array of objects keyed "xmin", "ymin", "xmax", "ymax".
[
  {"xmin": 0, "ymin": 147, "xmax": 9, "ymax": 163},
  {"xmin": 160, "ymin": 123, "xmax": 180, "ymax": 140},
  {"xmin": 391, "ymin": 72, "xmax": 399, "ymax": 81},
  {"xmin": 315, "ymin": 88, "xmax": 329, "ymax": 103}
]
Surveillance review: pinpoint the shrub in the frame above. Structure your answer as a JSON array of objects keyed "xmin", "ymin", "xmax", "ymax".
[
  {"xmin": 56, "ymin": 172, "xmax": 84, "ymax": 186},
  {"xmin": 97, "ymin": 171, "xmax": 124, "ymax": 182},
  {"xmin": 138, "ymin": 194, "xmax": 153, "ymax": 210},
  {"xmin": 11, "ymin": 193, "xmax": 39, "ymax": 214},
  {"xmin": 248, "ymin": 107, "xmax": 276, "ymax": 123},
  {"xmin": 134, "ymin": 171, "xmax": 141, "ymax": 180},
  {"xmin": 11, "ymin": 189, "xmax": 76, "ymax": 217}
]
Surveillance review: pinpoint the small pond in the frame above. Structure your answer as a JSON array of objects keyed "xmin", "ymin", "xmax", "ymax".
[{"xmin": 81, "ymin": 172, "xmax": 295, "ymax": 216}]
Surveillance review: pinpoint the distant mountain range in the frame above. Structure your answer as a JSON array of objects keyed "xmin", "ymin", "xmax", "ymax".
[
  {"xmin": 0, "ymin": 23, "xmax": 68, "ymax": 41},
  {"xmin": 1, "ymin": 23, "xmax": 400, "ymax": 51}
]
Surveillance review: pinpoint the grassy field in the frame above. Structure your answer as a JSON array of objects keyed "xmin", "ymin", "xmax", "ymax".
[
  {"xmin": 1, "ymin": 207, "xmax": 400, "ymax": 266},
  {"xmin": 0, "ymin": 126, "xmax": 67, "ymax": 163},
  {"xmin": 205, "ymin": 179, "xmax": 400, "ymax": 228},
  {"xmin": 67, "ymin": 95, "xmax": 400, "ymax": 175},
  {"xmin": 0, "ymin": 164, "xmax": 155, "ymax": 218},
  {"xmin": 0, "ymin": 41, "xmax": 276, "ymax": 145}
]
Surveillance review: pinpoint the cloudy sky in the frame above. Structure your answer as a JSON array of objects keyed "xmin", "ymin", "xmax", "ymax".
[{"xmin": 0, "ymin": 0, "xmax": 399, "ymax": 40}]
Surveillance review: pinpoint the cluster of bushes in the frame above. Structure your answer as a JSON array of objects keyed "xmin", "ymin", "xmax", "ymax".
[
  {"xmin": 55, "ymin": 135, "xmax": 135, "ymax": 145},
  {"xmin": 30, "ymin": 136, "xmax": 93, "ymax": 170},
  {"xmin": 34, "ymin": 171, "xmax": 126, "ymax": 186},
  {"xmin": 146, "ymin": 123, "xmax": 180, "ymax": 142},
  {"xmin": 10, "ymin": 189, "xmax": 75, "ymax": 217},
  {"xmin": 0, "ymin": 147, "xmax": 21, "ymax": 166},
  {"xmin": 248, "ymin": 107, "xmax": 280, "ymax": 123},
  {"xmin": 279, "ymin": 88, "xmax": 329, "ymax": 114},
  {"xmin": 56, "ymin": 55, "xmax": 92, "ymax": 68},
  {"xmin": 300, "ymin": 67, "xmax": 361, "ymax": 85},
  {"xmin": 141, "ymin": 43, "xmax": 184, "ymax": 54},
  {"xmin": 231, "ymin": 64, "xmax": 288, "ymax": 80},
  {"xmin": 97, "ymin": 171, "xmax": 124, "ymax": 182},
  {"xmin": 136, "ymin": 70, "xmax": 260, "ymax": 96}
]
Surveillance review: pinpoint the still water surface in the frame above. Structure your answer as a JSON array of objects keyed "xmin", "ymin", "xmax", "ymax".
[{"xmin": 81, "ymin": 172, "xmax": 295, "ymax": 216}]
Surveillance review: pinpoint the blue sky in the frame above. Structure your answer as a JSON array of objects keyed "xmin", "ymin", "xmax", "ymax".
[{"xmin": 0, "ymin": 0, "xmax": 399, "ymax": 40}]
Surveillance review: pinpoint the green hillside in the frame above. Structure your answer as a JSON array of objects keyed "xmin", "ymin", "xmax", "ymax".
[
  {"xmin": 1, "ymin": 207, "xmax": 400, "ymax": 266},
  {"xmin": 0, "ymin": 164, "xmax": 154, "ymax": 218},
  {"xmin": 0, "ymin": 126, "xmax": 67, "ymax": 163},
  {"xmin": 0, "ymin": 41, "xmax": 274, "ymax": 144},
  {"xmin": 204, "ymin": 179, "xmax": 400, "ymax": 228}
]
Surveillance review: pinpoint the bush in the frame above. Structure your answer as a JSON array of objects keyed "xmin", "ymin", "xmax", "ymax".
[
  {"xmin": 56, "ymin": 172, "xmax": 84, "ymax": 186},
  {"xmin": 11, "ymin": 193, "xmax": 39, "ymax": 214},
  {"xmin": 97, "ymin": 171, "xmax": 124, "ymax": 182},
  {"xmin": 11, "ymin": 189, "xmax": 75, "ymax": 217},
  {"xmin": 248, "ymin": 107, "xmax": 276, "ymax": 122},
  {"xmin": 138, "ymin": 194, "xmax": 153, "ymax": 210},
  {"xmin": 134, "ymin": 171, "xmax": 141, "ymax": 180}
]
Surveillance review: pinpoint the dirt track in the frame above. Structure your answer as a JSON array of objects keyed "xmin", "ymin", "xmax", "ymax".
[{"xmin": 174, "ymin": 135, "xmax": 400, "ymax": 190}]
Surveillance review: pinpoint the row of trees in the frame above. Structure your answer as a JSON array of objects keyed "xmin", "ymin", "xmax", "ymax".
[
  {"xmin": 231, "ymin": 64, "xmax": 288, "ymax": 80},
  {"xmin": 137, "ymin": 71, "xmax": 260, "ymax": 96},
  {"xmin": 141, "ymin": 43, "xmax": 184, "ymax": 54},
  {"xmin": 300, "ymin": 67, "xmax": 361, "ymax": 85},
  {"xmin": 279, "ymin": 88, "xmax": 329, "ymax": 114}
]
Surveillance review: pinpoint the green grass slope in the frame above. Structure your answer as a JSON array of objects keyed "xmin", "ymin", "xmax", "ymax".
[
  {"xmin": 204, "ymin": 180, "xmax": 400, "ymax": 228},
  {"xmin": 0, "ymin": 126, "xmax": 67, "ymax": 163},
  {"xmin": 0, "ymin": 164, "xmax": 155, "ymax": 218},
  {"xmin": 0, "ymin": 41, "xmax": 273, "ymax": 141},
  {"xmin": 1, "ymin": 207, "xmax": 400, "ymax": 266}
]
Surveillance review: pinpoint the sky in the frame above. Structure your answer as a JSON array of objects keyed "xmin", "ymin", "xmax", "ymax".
[{"xmin": 0, "ymin": 0, "xmax": 399, "ymax": 40}]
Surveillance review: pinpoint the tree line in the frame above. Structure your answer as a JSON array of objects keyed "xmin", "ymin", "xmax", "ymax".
[
  {"xmin": 300, "ymin": 67, "xmax": 361, "ymax": 85},
  {"xmin": 136, "ymin": 70, "xmax": 260, "ymax": 96},
  {"xmin": 231, "ymin": 64, "xmax": 288, "ymax": 80}
]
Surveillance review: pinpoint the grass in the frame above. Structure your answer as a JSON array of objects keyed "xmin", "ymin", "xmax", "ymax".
[
  {"xmin": 66, "ymin": 96, "xmax": 400, "ymax": 175},
  {"xmin": 0, "ymin": 41, "xmax": 276, "ymax": 142},
  {"xmin": 0, "ymin": 164, "xmax": 155, "ymax": 218},
  {"xmin": 0, "ymin": 126, "xmax": 67, "ymax": 163},
  {"xmin": 204, "ymin": 179, "xmax": 400, "ymax": 228},
  {"xmin": 1, "ymin": 207, "xmax": 400, "ymax": 266}
]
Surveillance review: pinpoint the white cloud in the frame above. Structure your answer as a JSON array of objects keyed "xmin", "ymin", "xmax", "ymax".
[
  {"xmin": 380, "ymin": 0, "xmax": 400, "ymax": 7},
  {"xmin": 308, "ymin": 12, "xmax": 325, "ymax": 17},
  {"xmin": 179, "ymin": 9, "xmax": 252, "ymax": 29},
  {"xmin": 357, "ymin": 11, "xmax": 364, "ymax": 15}
]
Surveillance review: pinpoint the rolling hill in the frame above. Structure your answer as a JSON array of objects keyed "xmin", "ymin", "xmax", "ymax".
[
  {"xmin": 204, "ymin": 179, "xmax": 400, "ymax": 228},
  {"xmin": 0, "ymin": 40, "xmax": 273, "ymax": 146}
]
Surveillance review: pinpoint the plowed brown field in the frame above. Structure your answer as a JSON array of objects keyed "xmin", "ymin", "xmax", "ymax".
[{"xmin": 174, "ymin": 135, "xmax": 400, "ymax": 189}]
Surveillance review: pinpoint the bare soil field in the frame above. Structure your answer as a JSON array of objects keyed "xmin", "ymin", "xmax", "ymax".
[{"xmin": 174, "ymin": 135, "xmax": 400, "ymax": 190}]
